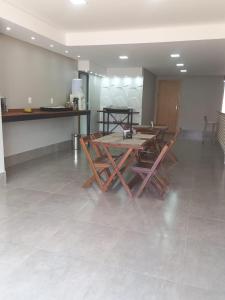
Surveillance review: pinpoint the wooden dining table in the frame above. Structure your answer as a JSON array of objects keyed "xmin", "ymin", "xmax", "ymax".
[
  {"xmin": 133, "ymin": 125, "xmax": 168, "ymax": 134},
  {"xmin": 92, "ymin": 132, "xmax": 156, "ymax": 197},
  {"xmin": 133, "ymin": 125, "xmax": 168, "ymax": 147}
]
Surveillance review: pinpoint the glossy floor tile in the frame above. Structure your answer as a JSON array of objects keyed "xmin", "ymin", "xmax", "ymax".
[{"xmin": 0, "ymin": 139, "xmax": 225, "ymax": 299}]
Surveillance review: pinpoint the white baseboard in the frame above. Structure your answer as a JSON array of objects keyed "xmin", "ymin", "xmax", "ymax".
[
  {"xmin": 0, "ymin": 172, "xmax": 6, "ymax": 186},
  {"xmin": 5, "ymin": 140, "xmax": 71, "ymax": 168}
]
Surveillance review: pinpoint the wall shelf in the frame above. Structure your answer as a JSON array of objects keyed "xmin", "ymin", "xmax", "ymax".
[{"xmin": 98, "ymin": 108, "xmax": 139, "ymax": 134}]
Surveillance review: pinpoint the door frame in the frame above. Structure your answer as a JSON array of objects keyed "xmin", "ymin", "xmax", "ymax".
[
  {"xmin": 78, "ymin": 71, "xmax": 89, "ymax": 110},
  {"xmin": 154, "ymin": 79, "xmax": 181, "ymax": 132}
]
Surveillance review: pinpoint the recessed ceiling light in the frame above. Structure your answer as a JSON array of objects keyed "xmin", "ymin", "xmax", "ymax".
[
  {"xmin": 6, "ymin": 27, "xmax": 11, "ymax": 31},
  {"xmin": 77, "ymin": 55, "xmax": 81, "ymax": 58},
  {"xmin": 65, "ymin": 50, "xmax": 69, "ymax": 53},
  {"xmin": 119, "ymin": 56, "xmax": 128, "ymax": 60},
  {"xmin": 70, "ymin": 0, "xmax": 87, "ymax": 5},
  {"xmin": 50, "ymin": 44, "xmax": 54, "ymax": 48},
  {"xmin": 180, "ymin": 69, "xmax": 187, "ymax": 73},
  {"xmin": 31, "ymin": 36, "xmax": 36, "ymax": 40},
  {"xmin": 176, "ymin": 63, "xmax": 184, "ymax": 67},
  {"xmin": 170, "ymin": 54, "xmax": 180, "ymax": 58}
]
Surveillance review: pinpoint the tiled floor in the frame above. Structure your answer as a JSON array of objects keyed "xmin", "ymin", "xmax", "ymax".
[{"xmin": 0, "ymin": 139, "xmax": 225, "ymax": 299}]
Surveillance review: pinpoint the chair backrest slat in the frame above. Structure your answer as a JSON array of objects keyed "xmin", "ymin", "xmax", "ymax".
[
  {"xmin": 135, "ymin": 144, "xmax": 169, "ymax": 197},
  {"xmin": 173, "ymin": 128, "xmax": 180, "ymax": 142},
  {"xmin": 80, "ymin": 136, "xmax": 94, "ymax": 167},
  {"xmin": 91, "ymin": 132, "xmax": 103, "ymax": 139},
  {"xmin": 91, "ymin": 132, "xmax": 104, "ymax": 158},
  {"xmin": 148, "ymin": 144, "xmax": 169, "ymax": 177}
]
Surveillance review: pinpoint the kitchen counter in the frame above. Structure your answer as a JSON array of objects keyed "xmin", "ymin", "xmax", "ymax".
[
  {"xmin": 2, "ymin": 109, "xmax": 90, "ymax": 123},
  {"xmin": 2, "ymin": 109, "xmax": 91, "ymax": 138}
]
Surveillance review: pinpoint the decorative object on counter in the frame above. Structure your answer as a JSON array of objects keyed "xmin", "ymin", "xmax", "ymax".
[
  {"xmin": 2, "ymin": 109, "xmax": 91, "ymax": 137},
  {"xmin": 123, "ymin": 129, "xmax": 133, "ymax": 139},
  {"xmin": 40, "ymin": 106, "xmax": 73, "ymax": 112},
  {"xmin": 0, "ymin": 97, "xmax": 8, "ymax": 112},
  {"xmin": 70, "ymin": 79, "xmax": 86, "ymax": 111},
  {"xmin": 23, "ymin": 108, "xmax": 33, "ymax": 113},
  {"xmin": 72, "ymin": 97, "xmax": 79, "ymax": 111},
  {"xmin": 65, "ymin": 101, "xmax": 73, "ymax": 109}
]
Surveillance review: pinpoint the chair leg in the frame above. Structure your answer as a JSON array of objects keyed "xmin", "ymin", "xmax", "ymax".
[
  {"xmin": 202, "ymin": 124, "xmax": 207, "ymax": 144},
  {"xmin": 136, "ymin": 173, "xmax": 151, "ymax": 198},
  {"xmin": 83, "ymin": 168, "xmax": 109, "ymax": 189},
  {"xmin": 154, "ymin": 174, "xmax": 168, "ymax": 190},
  {"xmin": 134, "ymin": 173, "xmax": 165, "ymax": 198},
  {"xmin": 167, "ymin": 151, "xmax": 178, "ymax": 164},
  {"xmin": 152, "ymin": 177, "xmax": 165, "ymax": 197},
  {"xmin": 128, "ymin": 175, "xmax": 141, "ymax": 189},
  {"xmin": 83, "ymin": 175, "xmax": 96, "ymax": 188},
  {"xmin": 212, "ymin": 124, "xmax": 217, "ymax": 143}
]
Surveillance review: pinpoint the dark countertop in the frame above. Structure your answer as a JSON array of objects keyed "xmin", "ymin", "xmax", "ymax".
[{"xmin": 2, "ymin": 109, "xmax": 91, "ymax": 123}]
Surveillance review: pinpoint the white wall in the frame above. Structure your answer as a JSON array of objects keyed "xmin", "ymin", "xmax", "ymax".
[
  {"xmin": 0, "ymin": 34, "xmax": 76, "ymax": 108},
  {"xmin": 0, "ymin": 107, "xmax": 5, "ymax": 174},
  {"xmin": 180, "ymin": 76, "xmax": 224, "ymax": 131},
  {"xmin": 0, "ymin": 34, "xmax": 77, "ymax": 157},
  {"xmin": 100, "ymin": 69, "xmax": 144, "ymax": 131},
  {"xmin": 142, "ymin": 69, "xmax": 156, "ymax": 124},
  {"xmin": 89, "ymin": 75, "xmax": 102, "ymax": 133}
]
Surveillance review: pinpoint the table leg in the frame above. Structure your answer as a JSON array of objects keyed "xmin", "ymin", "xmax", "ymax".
[{"xmin": 102, "ymin": 145, "xmax": 134, "ymax": 198}]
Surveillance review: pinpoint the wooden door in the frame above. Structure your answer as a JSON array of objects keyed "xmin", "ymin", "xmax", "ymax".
[{"xmin": 156, "ymin": 80, "xmax": 180, "ymax": 133}]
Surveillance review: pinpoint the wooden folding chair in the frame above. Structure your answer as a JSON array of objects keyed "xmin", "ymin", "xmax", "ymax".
[
  {"xmin": 131, "ymin": 144, "xmax": 169, "ymax": 198},
  {"xmin": 202, "ymin": 116, "xmax": 217, "ymax": 144},
  {"xmin": 157, "ymin": 128, "xmax": 180, "ymax": 165},
  {"xmin": 91, "ymin": 132, "xmax": 124, "ymax": 162},
  {"xmin": 166, "ymin": 128, "xmax": 180, "ymax": 164},
  {"xmin": 137, "ymin": 130, "xmax": 163, "ymax": 164},
  {"xmin": 91, "ymin": 132, "xmax": 103, "ymax": 139},
  {"xmin": 90, "ymin": 132, "xmax": 104, "ymax": 159},
  {"xmin": 80, "ymin": 136, "xmax": 112, "ymax": 191}
]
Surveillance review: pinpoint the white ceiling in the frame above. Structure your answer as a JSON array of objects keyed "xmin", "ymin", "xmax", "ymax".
[
  {"xmin": 1, "ymin": 19, "xmax": 225, "ymax": 76},
  {"xmin": 74, "ymin": 40, "xmax": 225, "ymax": 76},
  {"xmin": 3, "ymin": 0, "xmax": 225, "ymax": 31},
  {"xmin": 1, "ymin": 0, "xmax": 225, "ymax": 76}
]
